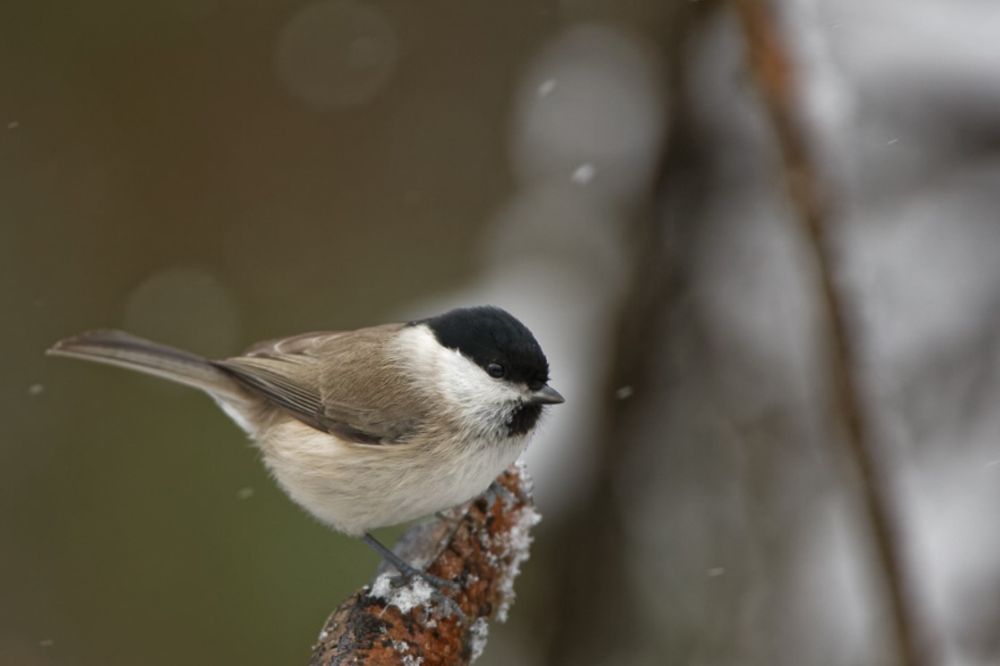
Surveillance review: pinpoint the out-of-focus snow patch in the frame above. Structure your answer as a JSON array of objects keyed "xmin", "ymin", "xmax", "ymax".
[
  {"xmin": 844, "ymin": 165, "xmax": 1000, "ymax": 379},
  {"xmin": 510, "ymin": 23, "xmax": 666, "ymax": 206},
  {"xmin": 570, "ymin": 162, "xmax": 596, "ymax": 185},
  {"xmin": 903, "ymin": 411, "xmax": 1000, "ymax": 666},
  {"xmin": 615, "ymin": 385, "xmax": 633, "ymax": 401},
  {"xmin": 536, "ymin": 79, "xmax": 557, "ymax": 98},
  {"xmin": 820, "ymin": 0, "xmax": 1000, "ymax": 97},
  {"xmin": 691, "ymin": 193, "xmax": 822, "ymax": 419}
]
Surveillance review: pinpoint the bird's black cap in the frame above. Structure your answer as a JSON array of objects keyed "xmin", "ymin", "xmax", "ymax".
[{"xmin": 418, "ymin": 306, "xmax": 550, "ymax": 389}]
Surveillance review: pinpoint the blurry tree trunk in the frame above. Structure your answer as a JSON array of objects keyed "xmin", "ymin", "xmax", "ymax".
[
  {"xmin": 541, "ymin": 1, "xmax": 933, "ymax": 664},
  {"xmin": 732, "ymin": 0, "xmax": 931, "ymax": 663},
  {"xmin": 540, "ymin": 6, "xmax": 715, "ymax": 664}
]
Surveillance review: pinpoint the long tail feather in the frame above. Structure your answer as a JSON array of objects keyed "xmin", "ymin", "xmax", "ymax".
[{"xmin": 47, "ymin": 330, "xmax": 244, "ymax": 401}]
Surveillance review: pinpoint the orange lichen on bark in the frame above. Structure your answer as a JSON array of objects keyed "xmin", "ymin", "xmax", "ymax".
[{"xmin": 309, "ymin": 463, "xmax": 540, "ymax": 666}]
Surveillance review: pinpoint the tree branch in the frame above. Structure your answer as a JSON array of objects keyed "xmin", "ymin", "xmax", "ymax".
[
  {"xmin": 731, "ymin": 1, "xmax": 931, "ymax": 664},
  {"xmin": 308, "ymin": 462, "xmax": 540, "ymax": 665}
]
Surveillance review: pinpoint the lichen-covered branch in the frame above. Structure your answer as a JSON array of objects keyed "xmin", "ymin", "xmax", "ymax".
[
  {"xmin": 308, "ymin": 462, "xmax": 540, "ymax": 666},
  {"xmin": 731, "ymin": 1, "xmax": 930, "ymax": 665}
]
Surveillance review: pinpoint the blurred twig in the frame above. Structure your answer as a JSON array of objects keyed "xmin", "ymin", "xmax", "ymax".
[
  {"xmin": 308, "ymin": 464, "xmax": 539, "ymax": 665},
  {"xmin": 732, "ymin": 1, "xmax": 930, "ymax": 664}
]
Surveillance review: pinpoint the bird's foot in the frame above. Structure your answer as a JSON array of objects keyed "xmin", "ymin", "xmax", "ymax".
[{"xmin": 371, "ymin": 569, "xmax": 465, "ymax": 620}]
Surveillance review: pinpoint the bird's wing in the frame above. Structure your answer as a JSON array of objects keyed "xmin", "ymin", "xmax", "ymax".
[
  {"xmin": 240, "ymin": 330, "xmax": 348, "ymax": 357},
  {"xmin": 214, "ymin": 325, "xmax": 424, "ymax": 444}
]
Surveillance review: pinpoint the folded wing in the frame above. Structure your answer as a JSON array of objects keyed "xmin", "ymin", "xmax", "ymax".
[{"xmin": 214, "ymin": 324, "xmax": 425, "ymax": 445}]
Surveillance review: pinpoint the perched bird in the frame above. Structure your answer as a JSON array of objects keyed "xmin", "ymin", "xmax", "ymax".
[{"xmin": 48, "ymin": 305, "xmax": 563, "ymax": 586}]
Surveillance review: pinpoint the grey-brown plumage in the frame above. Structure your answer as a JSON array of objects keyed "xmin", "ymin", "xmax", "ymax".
[
  {"xmin": 46, "ymin": 307, "xmax": 563, "ymax": 543},
  {"xmin": 217, "ymin": 325, "xmax": 432, "ymax": 444}
]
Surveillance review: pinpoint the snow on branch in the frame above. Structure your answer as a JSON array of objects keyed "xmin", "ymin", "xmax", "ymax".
[{"xmin": 308, "ymin": 462, "xmax": 540, "ymax": 665}]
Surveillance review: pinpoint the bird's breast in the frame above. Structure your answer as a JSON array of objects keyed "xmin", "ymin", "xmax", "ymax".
[{"xmin": 253, "ymin": 417, "xmax": 528, "ymax": 536}]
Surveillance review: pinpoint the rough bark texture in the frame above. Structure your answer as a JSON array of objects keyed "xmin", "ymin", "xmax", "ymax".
[{"xmin": 308, "ymin": 463, "xmax": 539, "ymax": 666}]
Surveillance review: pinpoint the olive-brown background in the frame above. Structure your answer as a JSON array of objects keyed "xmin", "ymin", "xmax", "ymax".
[{"xmin": 5, "ymin": 1, "xmax": 1000, "ymax": 664}]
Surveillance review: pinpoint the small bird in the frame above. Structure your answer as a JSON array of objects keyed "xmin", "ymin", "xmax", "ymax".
[{"xmin": 47, "ymin": 306, "xmax": 563, "ymax": 586}]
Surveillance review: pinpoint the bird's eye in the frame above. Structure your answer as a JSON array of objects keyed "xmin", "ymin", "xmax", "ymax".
[{"xmin": 486, "ymin": 362, "xmax": 506, "ymax": 379}]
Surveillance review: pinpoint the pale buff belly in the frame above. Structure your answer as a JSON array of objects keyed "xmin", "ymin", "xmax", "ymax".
[{"xmin": 255, "ymin": 419, "xmax": 527, "ymax": 536}]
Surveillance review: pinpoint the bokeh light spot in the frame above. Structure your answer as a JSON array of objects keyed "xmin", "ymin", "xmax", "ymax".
[
  {"xmin": 274, "ymin": 0, "xmax": 398, "ymax": 110},
  {"xmin": 122, "ymin": 265, "xmax": 241, "ymax": 358}
]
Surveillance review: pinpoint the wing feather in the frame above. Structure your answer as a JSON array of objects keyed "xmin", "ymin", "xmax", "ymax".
[{"xmin": 213, "ymin": 324, "xmax": 423, "ymax": 444}]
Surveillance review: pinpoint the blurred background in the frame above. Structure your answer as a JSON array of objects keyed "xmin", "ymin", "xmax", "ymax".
[{"xmin": 3, "ymin": 0, "xmax": 1000, "ymax": 664}]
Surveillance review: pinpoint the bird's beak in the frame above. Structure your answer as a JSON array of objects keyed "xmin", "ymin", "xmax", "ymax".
[{"xmin": 529, "ymin": 385, "xmax": 565, "ymax": 405}]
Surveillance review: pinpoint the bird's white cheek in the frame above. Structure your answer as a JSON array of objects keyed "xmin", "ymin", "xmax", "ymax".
[
  {"xmin": 398, "ymin": 325, "xmax": 520, "ymax": 431},
  {"xmin": 436, "ymin": 352, "xmax": 519, "ymax": 420}
]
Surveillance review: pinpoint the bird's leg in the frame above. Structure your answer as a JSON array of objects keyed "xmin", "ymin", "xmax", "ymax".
[
  {"xmin": 362, "ymin": 532, "xmax": 459, "ymax": 592},
  {"xmin": 435, "ymin": 509, "xmax": 461, "ymax": 524}
]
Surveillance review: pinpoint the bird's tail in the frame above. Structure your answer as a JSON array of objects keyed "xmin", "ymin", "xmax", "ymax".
[{"xmin": 47, "ymin": 330, "xmax": 245, "ymax": 402}]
